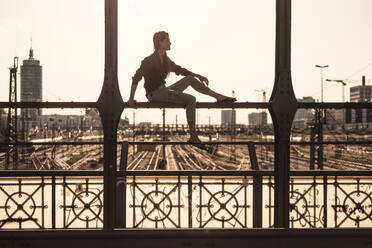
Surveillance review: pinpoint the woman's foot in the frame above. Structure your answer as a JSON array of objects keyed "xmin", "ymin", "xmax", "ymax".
[
  {"xmin": 216, "ymin": 96, "xmax": 237, "ymax": 103},
  {"xmin": 188, "ymin": 136, "xmax": 202, "ymax": 143},
  {"xmin": 188, "ymin": 141, "xmax": 207, "ymax": 150},
  {"xmin": 206, "ymin": 88, "xmax": 236, "ymax": 102},
  {"xmin": 187, "ymin": 137, "xmax": 207, "ymax": 150}
]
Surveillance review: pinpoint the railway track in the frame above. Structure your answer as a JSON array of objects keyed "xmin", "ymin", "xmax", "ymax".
[{"xmin": 1, "ymin": 133, "xmax": 371, "ymax": 171}]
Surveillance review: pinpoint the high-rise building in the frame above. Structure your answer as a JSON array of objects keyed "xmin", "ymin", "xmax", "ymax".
[
  {"xmin": 350, "ymin": 77, "xmax": 372, "ymax": 103},
  {"xmin": 292, "ymin": 97, "xmax": 315, "ymax": 128},
  {"xmin": 21, "ymin": 46, "xmax": 42, "ymax": 128},
  {"xmin": 348, "ymin": 76, "xmax": 372, "ymax": 125},
  {"xmin": 221, "ymin": 110, "xmax": 236, "ymax": 127},
  {"xmin": 294, "ymin": 97, "xmax": 315, "ymax": 121},
  {"xmin": 248, "ymin": 112, "xmax": 267, "ymax": 126}
]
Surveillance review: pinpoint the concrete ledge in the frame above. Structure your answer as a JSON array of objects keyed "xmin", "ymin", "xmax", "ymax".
[{"xmin": 0, "ymin": 229, "xmax": 371, "ymax": 248}]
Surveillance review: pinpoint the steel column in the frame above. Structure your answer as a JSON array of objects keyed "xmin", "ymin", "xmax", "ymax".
[
  {"xmin": 97, "ymin": 0, "xmax": 124, "ymax": 230},
  {"xmin": 253, "ymin": 175, "xmax": 262, "ymax": 227},
  {"xmin": 269, "ymin": 0, "xmax": 297, "ymax": 228},
  {"xmin": 310, "ymin": 126, "xmax": 315, "ymax": 170}
]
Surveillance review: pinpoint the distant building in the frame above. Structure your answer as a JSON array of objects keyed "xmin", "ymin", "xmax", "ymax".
[
  {"xmin": 330, "ymin": 109, "xmax": 345, "ymax": 127},
  {"xmin": 21, "ymin": 46, "xmax": 42, "ymax": 129},
  {"xmin": 350, "ymin": 78, "xmax": 372, "ymax": 103},
  {"xmin": 38, "ymin": 115, "xmax": 92, "ymax": 130},
  {"xmin": 293, "ymin": 97, "xmax": 315, "ymax": 128},
  {"xmin": 119, "ymin": 116, "xmax": 130, "ymax": 129},
  {"xmin": 346, "ymin": 77, "xmax": 372, "ymax": 127},
  {"xmin": 138, "ymin": 122, "xmax": 152, "ymax": 128},
  {"xmin": 85, "ymin": 108, "xmax": 102, "ymax": 128},
  {"xmin": 324, "ymin": 109, "xmax": 340, "ymax": 129},
  {"xmin": 221, "ymin": 110, "xmax": 236, "ymax": 127},
  {"xmin": 248, "ymin": 112, "xmax": 267, "ymax": 126}
]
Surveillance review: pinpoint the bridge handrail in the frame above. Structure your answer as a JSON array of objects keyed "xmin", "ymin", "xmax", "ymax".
[
  {"xmin": 1, "ymin": 101, "xmax": 371, "ymax": 109},
  {"xmin": 0, "ymin": 170, "xmax": 371, "ymax": 177},
  {"xmin": 0, "ymin": 141, "xmax": 371, "ymax": 146}
]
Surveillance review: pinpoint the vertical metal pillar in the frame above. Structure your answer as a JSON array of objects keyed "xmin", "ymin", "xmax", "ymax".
[
  {"xmin": 253, "ymin": 175, "xmax": 262, "ymax": 227},
  {"xmin": 162, "ymin": 108, "xmax": 166, "ymax": 160},
  {"xmin": 317, "ymin": 121, "xmax": 323, "ymax": 169},
  {"xmin": 6, "ymin": 57, "xmax": 19, "ymax": 170},
  {"xmin": 311, "ymin": 109, "xmax": 324, "ymax": 170},
  {"xmin": 97, "ymin": 0, "xmax": 124, "ymax": 230},
  {"xmin": 268, "ymin": 0, "xmax": 297, "ymax": 228},
  {"xmin": 309, "ymin": 126, "xmax": 315, "ymax": 170}
]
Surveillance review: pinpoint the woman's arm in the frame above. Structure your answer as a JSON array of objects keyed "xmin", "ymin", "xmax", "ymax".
[
  {"xmin": 128, "ymin": 62, "xmax": 144, "ymax": 107},
  {"xmin": 191, "ymin": 73, "xmax": 209, "ymax": 86},
  {"xmin": 169, "ymin": 59, "xmax": 209, "ymax": 85},
  {"xmin": 127, "ymin": 82, "xmax": 138, "ymax": 107}
]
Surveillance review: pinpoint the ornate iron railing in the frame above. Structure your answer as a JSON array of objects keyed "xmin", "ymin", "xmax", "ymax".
[
  {"xmin": 0, "ymin": 0, "xmax": 371, "ymax": 232},
  {"xmin": 1, "ymin": 170, "xmax": 371, "ymax": 229},
  {"xmin": 0, "ymin": 171, "xmax": 104, "ymax": 229}
]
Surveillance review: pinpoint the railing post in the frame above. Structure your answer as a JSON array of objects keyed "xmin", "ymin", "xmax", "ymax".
[
  {"xmin": 119, "ymin": 141, "xmax": 129, "ymax": 171},
  {"xmin": 116, "ymin": 177, "xmax": 126, "ymax": 228},
  {"xmin": 188, "ymin": 175, "xmax": 193, "ymax": 228},
  {"xmin": 116, "ymin": 141, "xmax": 128, "ymax": 228},
  {"xmin": 268, "ymin": 0, "xmax": 297, "ymax": 228},
  {"xmin": 97, "ymin": 0, "xmax": 124, "ymax": 230},
  {"xmin": 52, "ymin": 175, "xmax": 56, "ymax": 229},
  {"xmin": 323, "ymin": 176, "xmax": 328, "ymax": 227},
  {"xmin": 253, "ymin": 174, "xmax": 262, "ymax": 227}
]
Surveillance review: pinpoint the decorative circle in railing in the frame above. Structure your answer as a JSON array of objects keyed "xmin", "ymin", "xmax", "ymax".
[
  {"xmin": 343, "ymin": 191, "xmax": 372, "ymax": 222},
  {"xmin": 5, "ymin": 192, "xmax": 37, "ymax": 220},
  {"xmin": 71, "ymin": 190, "xmax": 103, "ymax": 222},
  {"xmin": 207, "ymin": 191, "xmax": 239, "ymax": 222},
  {"xmin": 140, "ymin": 191, "xmax": 172, "ymax": 222}
]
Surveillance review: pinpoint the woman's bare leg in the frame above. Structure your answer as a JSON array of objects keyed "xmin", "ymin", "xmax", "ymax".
[
  {"xmin": 189, "ymin": 125, "xmax": 201, "ymax": 143},
  {"xmin": 168, "ymin": 75, "xmax": 233, "ymax": 101},
  {"xmin": 148, "ymin": 87, "xmax": 202, "ymax": 142}
]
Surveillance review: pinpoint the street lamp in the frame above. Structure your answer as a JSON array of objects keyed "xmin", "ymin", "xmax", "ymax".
[{"xmin": 315, "ymin": 65, "xmax": 329, "ymax": 102}]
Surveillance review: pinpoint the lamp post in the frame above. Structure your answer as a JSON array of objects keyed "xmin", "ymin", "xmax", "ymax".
[
  {"xmin": 315, "ymin": 65, "xmax": 329, "ymax": 102},
  {"xmin": 313, "ymin": 65, "xmax": 328, "ymax": 171}
]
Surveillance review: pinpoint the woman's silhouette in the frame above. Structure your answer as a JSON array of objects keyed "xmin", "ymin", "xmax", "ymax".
[{"xmin": 128, "ymin": 31, "xmax": 236, "ymax": 146}]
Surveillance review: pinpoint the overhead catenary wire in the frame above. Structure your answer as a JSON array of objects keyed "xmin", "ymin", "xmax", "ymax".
[
  {"xmin": 344, "ymin": 61, "xmax": 372, "ymax": 80},
  {"xmin": 308, "ymin": 62, "xmax": 372, "ymax": 100}
]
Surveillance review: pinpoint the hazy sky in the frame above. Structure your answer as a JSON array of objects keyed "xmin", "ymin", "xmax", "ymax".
[{"xmin": 1, "ymin": 0, "xmax": 371, "ymax": 124}]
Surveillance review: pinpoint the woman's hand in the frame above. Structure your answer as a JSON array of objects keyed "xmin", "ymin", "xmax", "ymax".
[
  {"xmin": 127, "ymin": 99, "xmax": 137, "ymax": 108},
  {"xmin": 196, "ymin": 74, "xmax": 209, "ymax": 86}
]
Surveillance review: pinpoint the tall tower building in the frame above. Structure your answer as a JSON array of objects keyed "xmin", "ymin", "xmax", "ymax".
[
  {"xmin": 221, "ymin": 110, "xmax": 236, "ymax": 128},
  {"xmin": 21, "ymin": 45, "xmax": 42, "ymax": 128},
  {"xmin": 248, "ymin": 112, "xmax": 267, "ymax": 126}
]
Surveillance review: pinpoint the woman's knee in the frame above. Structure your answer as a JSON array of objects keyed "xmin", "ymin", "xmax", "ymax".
[
  {"xmin": 185, "ymin": 75, "xmax": 195, "ymax": 81},
  {"xmin": 185, "ymin": 96, "xmax": 196, "ymax": 109},
  {"xmin": 184, "ymin": 75, "xmax": 199, "ymax": 85},
  {"xmin": 188, "ymin": 95, "xmax": 196, "ymax": 103}
]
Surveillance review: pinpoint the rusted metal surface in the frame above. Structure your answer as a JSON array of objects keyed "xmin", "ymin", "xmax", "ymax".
[
  {"xmin": 269, "ymin": 0, "xmax": 295, "ymax": 228},
  {"xmin": 96, "ymin": 0, "xmax": 123, "ymax": 230}
]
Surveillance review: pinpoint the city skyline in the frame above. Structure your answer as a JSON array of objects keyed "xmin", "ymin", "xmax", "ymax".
[{"xmin": 1, "ymin": 0, "xmax": 372, "ymax": 124}]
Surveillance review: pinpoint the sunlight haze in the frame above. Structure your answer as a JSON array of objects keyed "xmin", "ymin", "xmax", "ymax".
[{"xmin": 1, "ymin": 0, "xmax": 371, "ymax": 124}]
